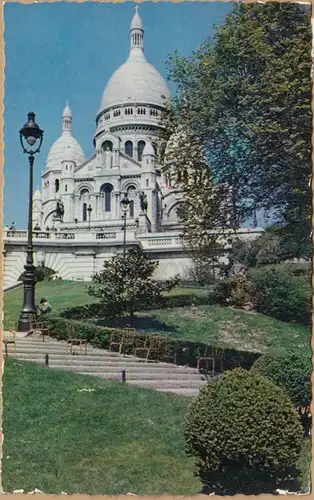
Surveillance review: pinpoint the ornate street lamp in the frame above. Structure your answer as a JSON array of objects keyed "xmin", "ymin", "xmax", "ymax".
[
  {"xmin": 17, "ymin": 112, "xmax": 44, "ymax": 332},
  {"xmin": 87, "ymin": 204, "xmax": 93, "ymax": 230},
  {"xmin": 120, "ymin": 192, "xmax": 130, "ymax": 257}
]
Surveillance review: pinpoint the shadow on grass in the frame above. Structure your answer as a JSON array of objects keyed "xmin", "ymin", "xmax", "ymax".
[{"xmin": 93, "ymin": 315, "xmax": 179, "ymax": 335}]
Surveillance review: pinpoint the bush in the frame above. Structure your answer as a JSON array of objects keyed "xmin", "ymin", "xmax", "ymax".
[
  {"xmin": 185, "ymin": 368, "xmax": 304, "ymax": 495},
  {"xmin": 250, "ymin": 350, "xmax": 312, "ymax": 408},
  {"xmin": 59, "ymin": 294, "xmax": 210, "ymax": 320},
  {"xmin": 182, "ymin": 263, "xmax": 217, "ymax": 286},
  {"xmin": 42, "ymin": 316, "xmax": 111, "ymax": 348},
  {"xmin": 248, "ymin": 264, "xmax": 311, "ymax": 326},
  {"xmin": 229, "ymin": 231, "xmax": 281, "ymax": 268},
  {"xmin": 44, "ymin": 314, "xmax": 260, "ymax": 370},
  {"xmin": 19, "ymin": 266, "xmax": 56, "ymax": 283},
  {"xmin": 87, "ymin": 247, "xmax": 179, "ymax": 318},
  {"xmin": 211, "ymin": 276, "xmax": 254, "ymax": 308}
]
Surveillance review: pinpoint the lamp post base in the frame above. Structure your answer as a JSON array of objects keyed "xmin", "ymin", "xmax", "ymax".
[
  {"xmin": 17, "ymin": 311, "xmax": 37, "ymax": 332},
  {"xmin": 17, "ymin": 265, "xmax": 37, "ymax": 332}
]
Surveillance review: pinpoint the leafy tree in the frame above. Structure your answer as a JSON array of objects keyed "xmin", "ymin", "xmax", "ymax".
[
  {"xmin": 228, "ymin": 230, "xmax": 282, "ymax": 268},
  {"xmin": 87, "ymin": 247, "xmax": 178, "ymax": 318},
  {"xmin": 185, "ymin": 368, "xmax": 303, "ymax": 495},
  {"xmin": 163, "ymin": 123, "xmax": 232, "ymax": 275},
  {"xmin": 251, "ymin": 350, "xmax": 311, "ymax": 408},
  {"xmin": 165, "ymin": 3, "xmax": 311, "ymax": 240}
]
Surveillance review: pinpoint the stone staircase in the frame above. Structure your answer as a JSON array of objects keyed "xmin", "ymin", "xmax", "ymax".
[{"xmin": 5, "ymin": 335, "xmax": 210, "ymax": 397}]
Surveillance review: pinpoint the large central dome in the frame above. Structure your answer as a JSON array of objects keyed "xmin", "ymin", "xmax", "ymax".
[{"xmin": 98, "ymin": 8, "xmax": 171, "ymax": 114}]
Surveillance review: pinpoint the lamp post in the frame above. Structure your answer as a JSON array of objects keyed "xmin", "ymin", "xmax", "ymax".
[
  {"xmin": 120, "ymin": 192, "xmax": 130, "ymax": 257},
  {"xmin": 87, "ymin": 204, "xmax": 93, "ymax": 230},
  {"xmin": 17, "ymin": 112, "xmax": 44, "ymax": 332}
]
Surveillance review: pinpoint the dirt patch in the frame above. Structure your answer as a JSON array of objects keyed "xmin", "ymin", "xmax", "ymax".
[
  {"xmin": 168, "ymin": 307, "xmax": 213, "ymax": 321},
  {"xmin": 218, "ymin": 321, "xmax": 264, "ymax": 352}
]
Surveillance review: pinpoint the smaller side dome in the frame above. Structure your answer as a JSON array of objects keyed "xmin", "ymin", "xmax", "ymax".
[
  {"xmin": 142, "ymin": 141, "xmax": 155, "ymax": 157},
  {"xmin": 33, "ymin": 187, "xmax": 42, "ymax": 200}
]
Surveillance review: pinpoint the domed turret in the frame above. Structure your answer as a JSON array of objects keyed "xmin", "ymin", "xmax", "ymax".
[
  {"xmin": 142, "ymin": 141, "xmax": 155, "ymax": 157},
  {"xmin": 46, "ymin": 103, "xmax": 85, "ymax": 170},
  {"xmin": 98, "ymin": 7, "xmax": 171, "ymax": 114},
  {"xmin": 33, "ymin": 186, "xmax": 42, "ymax": 200}
]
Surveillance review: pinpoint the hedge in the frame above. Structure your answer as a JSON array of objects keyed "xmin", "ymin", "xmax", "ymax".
[
  {"xmin": 42, "ymin": 315, "xmax": 261, "ymax": 372},
  {"xmin": 248, "ymin": 264, "xmax": 311, "ymax": 326},
  {"xmin": 59, "ymin": 293, "xmax": 210, "ymax": 320},
  {"xmin": 251, "ymin": 350, "xmax": 312, "ymax": 408}
]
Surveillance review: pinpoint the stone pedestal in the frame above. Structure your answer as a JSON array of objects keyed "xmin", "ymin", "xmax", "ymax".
[{"xmin": 137, "ymin": 212, "xmax": 151, "ymax": 234}]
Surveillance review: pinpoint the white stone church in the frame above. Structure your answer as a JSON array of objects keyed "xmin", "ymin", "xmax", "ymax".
[
  {"xmin": 34, "ymin": 8, "xmax": 180, "ymax": 235},
  {"xmin": 3, "ymin": 8, "xmax": 262, "ymax": 288}
]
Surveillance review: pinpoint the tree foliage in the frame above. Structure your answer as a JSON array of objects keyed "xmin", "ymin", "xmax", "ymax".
[
  {"xmin": 228, "ymin": 228, "xmax": 312, "ymax": 267},
  {"xmin": 185, "ymin": 368, "xmax": 303, "ymax": 494},
  {"xmin": 250, "ymin": 350, "xmax": 312, "ymax": 408},
  {"xmin": 87, "ymin": 248, "xmax": 178, "ymax": 318},
  {"xmin": 163, "ymin": 123, "xmax": 233, "ymax": 271},
  {"xmin": 165, "ymin": 3, "xmax": 311, "ymax": 238},
  {"xmin": 248, "ymin": 263, "xmax": 311, "ymax": 326}
]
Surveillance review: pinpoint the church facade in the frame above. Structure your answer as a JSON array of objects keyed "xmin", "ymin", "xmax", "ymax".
[
  {"xmin": 3, "ymin": 8, "xmax": 263, "ymax": 288},
  {"xmin": 34, "ymin": 8, "xmax": 181, "ymax": 235}
]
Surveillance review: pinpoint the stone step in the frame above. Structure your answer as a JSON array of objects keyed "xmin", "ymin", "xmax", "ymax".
[
  {"xmin": 32, "ymin": 360, "xmax": 199, "ymax": 375},
  {"xmin": 54, "ymin": 367, "xmax": 203, "ymax": 380},
  {"xmin": 8, "ymin": 344, "xmax": 118, "ymax": 355},
  {"xmin": 6, "ymin": 352, "xmax": 191, "ymax": 370},
  {"xmin": 7, "ymin": 347, "xmax": 168, "ymax": 362},
  {"xmin": 156, "ymin": 388, "xmax": 200, "ymax": 397},
  {"xmin": 84, "ymin": 376, "xmax": 206, "ymax": 389}
]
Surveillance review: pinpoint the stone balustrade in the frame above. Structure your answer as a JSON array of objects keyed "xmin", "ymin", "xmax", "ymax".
[{"xmin": 4, "ymin": 227, "xmax": 263, "ymax": 248}]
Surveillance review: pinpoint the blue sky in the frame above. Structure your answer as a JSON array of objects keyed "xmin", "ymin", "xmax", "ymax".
[{"xmin": 4, "ymin": 1, "xmax": 232, "ymax": 227}]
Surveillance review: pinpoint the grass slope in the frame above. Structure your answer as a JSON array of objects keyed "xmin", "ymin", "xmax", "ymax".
[
  {"xmin": 3, "ymin": 280, "xmax": 206, "ymax": 329},
  {"xmin": 140, "ymin": 305, "xmax": 310, "ymax": 353},
  {"xmin": 3, "ymin": 281, "xmax": 95, "ymax": 328},
  {"xmin": 5, "ymin": 281, "xmax": 309, "ymax": 354},
  {"xmin": 2, "ymin": 359, "xmax": 200, "ymax": 495}
]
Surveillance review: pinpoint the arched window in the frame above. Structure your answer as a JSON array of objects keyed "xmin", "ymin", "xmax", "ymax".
[
  {"xmin": 146, "ymin": 179, "xmax": 149, "ymax": 187},
  {"xmin": 82, "ymin": 203, "xmax": 87, "ymax": 222},
  {"xmin": 137, "ymin": 141, "xmax": 146, "ymax": 162},
  {"xmin": 65, "ymin": 184, "xmax": 68, "ymax": 192},
  {"xmin": 129, "ymin": 200, "xmax": 134, "ymax": 217},
  {"xmin": 102, "ymin": 140, "xmax": 113, "ymax": 152},
  {"xmin": 100, "ymin": 183, "xmax": 113, "ymax": 212},
  {"xmin": 55, "ymin": 179, "xmax": 60, "ymax": 193},
  {"xmin": 80, "ymin": 188, "xmax": 89, "ymax": 198},
  {"xmin": 125, "ymin": 141, "xmax": 133, "ymax": 158}
]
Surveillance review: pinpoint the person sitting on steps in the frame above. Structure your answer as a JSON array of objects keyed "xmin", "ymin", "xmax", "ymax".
[{"xmin": 38, "ymin": 298, "xmax": 52, "ymax": 316}]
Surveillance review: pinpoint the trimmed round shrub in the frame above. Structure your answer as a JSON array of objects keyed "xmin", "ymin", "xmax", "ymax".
[
  {"xmin": 248, "ymin": 264, "xmax": 311, "ymax": 326},
  {"xmin": 250, "ymin": 350, "xmax": 312, "ymax": 408},
  {"xmin": 185, "ymin": 368, "xmax": 303, "ymax": 495}
]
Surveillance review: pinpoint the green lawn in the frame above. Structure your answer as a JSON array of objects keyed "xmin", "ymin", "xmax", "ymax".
[
  {"xmin": 2, "ymin": 359, "xmax": 200, "ymax": 495},
  {"xmin": 139, "ymin": 305, "xmax": 310, "ymax": 353},
  {"xmin": 2, "ymin": 359, "xmax": 310, "ymax": 494},
  {"xmin": 5, "ymin": 280, "xmax": 309, "ymax": 354},
  {"xmin": 3, "ymin": 281, "xmax": 95, "ymax": 328},
  {"xmin": 3, "ymin": 280, "xmax": 207, "ymax": 329}
]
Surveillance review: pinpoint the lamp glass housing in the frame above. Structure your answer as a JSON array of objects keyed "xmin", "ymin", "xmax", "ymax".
[{"xmin": 121, "ymin": 193, "xmax": 130, "ymax": 213}]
